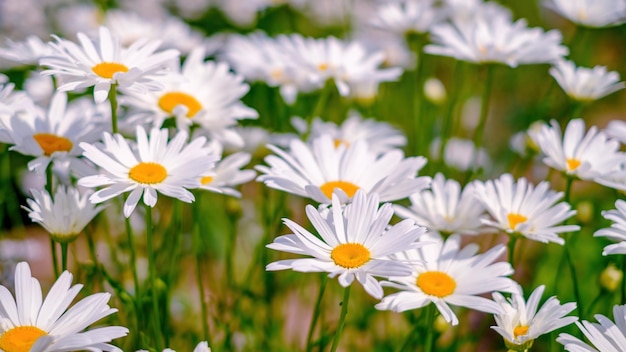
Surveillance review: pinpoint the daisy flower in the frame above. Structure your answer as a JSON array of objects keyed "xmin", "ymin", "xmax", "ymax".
[
  {"xmin": 491, "ymin": 285, "xmax": 577, "ymax": 351},
  {"xmin": 473, "ymin": 173, "xmax": 579, "ymax": 245},
  {"xmin": 549, "ymin": 60, "xmax": 625, "ymax": 102},
  {"xmin": 429, "ymin": 137, "xmax": 491, "ymax": 172},
  {"xmin": 531, "ymin": 119, "xmax": 626, "ymax": 181},
  {"xmin": 545, "ymin": 0, "xmax": 626, "ymax": 28},
  {"xmin": 137, "ymin": 341, "xmax": 211, "ymax": 352},
  {"xmin": 394, "ymin": 173, "xmax": 486, "ymax": 237},
  {"xmin": 256, "ymin": 134, "xmax": 431, "ymax": 204},
  {"xmin": 0, "ymin": 35, "xmax": 52, "ymax": 68},
  {"xmin": 6, "ymin": 91, "xmax": 103, "ymax": 175},
  {"xmin": 122, "ymin": 47, "xmax": 257, "ymax": 134},
  {"xmin": 78, "ymin": 126, "xmax": 218, "ymax": 217},
  {"xmin": 198, "ymin": 141, "xmax": 256, "ymax": 197},
  {"xmin": 605, "ymin": 120, "xmax": 626, "ymax": 145},
  {"xmin": 266, "ymin": 190, "xmax": 426, "ymax": 299},
  {"xmin": 557, "ymin": 304, "xmax": 626, "ymax": 351},
  {"xmin": 594, "ymin": 199, "xmax": 626, "ymax": 256},
  {"xmin": 425, "ymin": 9, "xmax": 567, "ymax": 67},
  {"xmin": 40, "ymin": 26, "xmax": 180, "ymax": 104},
  {"xmin": 23, "ymin": 186, "xmax": 105, "ymax": 243},
  {"xmin": 0, "ymin": 261, "xmax": 128, "ymax": 352},
  {"xmin": 375, "ymin": 233, "xmax": 517, "ymax": 325},
  {"xmin": 369, "ymin": 0, "xmax": 445, "ymax": 36}
]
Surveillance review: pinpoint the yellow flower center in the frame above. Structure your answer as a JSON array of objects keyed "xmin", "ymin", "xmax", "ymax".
[
  {"xmin": 507, "ymin": 213, "xmax": 528, "ymax": 230},
  {"xmin": 92, "ymin": 62, "xmax": 129, "ymax": 79},
  {"xmin": 331, "ymin": 243, "xmax": 370, "ymax": 269},
  {"xmin": 200, "ymin": 176, "xmax": 214, "ymax": 185},
  {"xmin": 0, "ymin": 326, "xmax": 47, "ymax": 352},
  {"xmin": 514, "ymin": 325, "xmax": 529, "ymax": 339},
  {"xmin": 333, "ymin": 139, "xmax": 349, "ymax": 148},
  {"xmin": 566, "ymin": 158, "xmax": 581, "ymax": 172},
  {"xmin": 33, "ymin": 133, "xmax": 73, "ymax": 156},
  {"xmin": 416, "ymin": 271, "xmax": 456, "ymax": 298},
  {"xmin": 320, "ymin": 181, "xmax": 359, "ymax": 199},
  {"xmin": 318, "ymin": 63, "xmax": 329, "ymax": 71},
  {"xmin": 128, "ymin": 162, "xmax": 167, "ymax": 184},
  {"xmin": 158, "ymin": 92, "xmax": 203, "ymax": 118}
]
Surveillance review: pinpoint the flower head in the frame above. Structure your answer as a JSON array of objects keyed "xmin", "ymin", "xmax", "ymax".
[
  {"xmin": 594, "ymin": 199, "xmax": 626, "ymax": 256},
  {"xmin": 266, "ymin": 190, "xmax": 427, "ymax": 299},
  {"xmin": 550, "ymin": 60, "xmax": 625, "ymax": 101},
  {"xmin": 557, "ymin": 304, "xmax": 626, "ymax": 351},
  {"xmin": 78, "ymin": 126, "xmax": 218, "ymax": 217},
  {"xmin": 0, "ymin": 262, "xmax": 128, "ymax": 352},
  {"xmin": 545, "ymin": 0, "xmax": 626, "ymax": 28},
  {"xmin": 376, "ymin": 233, "xmax": 517, "ymax": 325},
  {"xmin": 198, "ymin": 141, "xmax": 255, "ymax": 197},
  {"xmin": 473, "ymin": 174, "xmax": 579, "ymax": 245},
  {"xmin": 491, "ymin": 285, "xmax": 577, "ymax": 351}
]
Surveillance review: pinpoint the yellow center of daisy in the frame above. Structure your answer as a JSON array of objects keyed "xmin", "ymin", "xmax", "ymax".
[
  {"xmin": 507, "ymin": 213, "xmax": 528, "ymax": 230},
  {"xmin": 92, "ymin": 62, "xmax": 129, "ymax": 79},
  {"xmin": 514, "ymin": 325, "xmax": 529, "ymax": 339},
  {"xmin": 320, "ymin": 181, "xmax": 359, "ymax": 199},
  {"xmin": 33, "ymin": 133, "xmax": 73, "ymax": 156},
  {"xmin": 158, "ymin": 92, "xmax": 203, "ymax": 118},
  {"xmin": 0, "ymin": 326, "xmax": 47, "ymax": 352},
  {"xmin": 331, "ymin": 243, "xmax": 370, "ymax": 269},
  {"xmin": 333, "ymin": 139, "xmax": 349, "ymax": 148},
  {"xmin": 318, "ymin": 63, "xmax": 329, "ymax": 71},
  {"xmin": 417, "ymin": 271, "xmax": 456, "ymax": 297},
  {"xmin": 566, "ymin": 158, "xmax": 581, "ymax": 172},
  {"xmin": 200, "ymin": 176, "xmax": 214, "ymax": 185},
  {"xmin": 128, "ymin": 162, "xmax": 167, "ymax": 184}
]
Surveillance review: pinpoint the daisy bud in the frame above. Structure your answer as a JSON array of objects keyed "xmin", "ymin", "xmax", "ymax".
[
  {"xmin": 599, "ymin": 264, "xmax": 623, "ymax": 292},
  {"xmin": 424, "ymin": 77, "xmax": 446, "ymax": 105},
  {"xmin": 576, "ymin": 201, "xmax": 594, "ymax": 224}
]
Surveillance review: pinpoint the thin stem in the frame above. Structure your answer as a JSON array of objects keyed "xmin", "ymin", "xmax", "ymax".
[
  {"xmin": 564, "ymin": 177, "xmax": 574, "ymax": 204},
  {"xmin": 225, "ymin": 199, "xmax": 239, "ymax": 290},
  {"xmin": 439, "ymin": 61, "xmax": 464, "ymax": 167},
  {"xmin": 424, "ymin": 304, "xmax": 436, "ymax": 352},
  {"xmin": 622, "ymin": 257, "xmax": 626, "ymax": 305},
  {"xmin": 145, "ymin": 205, "xmax": 163, "ymax": 350},
  {"xmin": 109, "ymin": 83, "xmax": 119, "ymax": 134},
  {"xmin": 50, "ymin": 239, "xmax": 59, "ymax": 278},
  {"xmin": 467, "ymin": 65, "xmax": 495, "ymax": 181},
  {"xmin": 330, "ymin": 285, "xmax": 351, "ymax": 352},
  {"xmin": 60, "ymin": 243, "xmax": 68, "ymax": 272},
  {"xmin": 310, "ymin": 82, "xmax": 332, "ymax": 125},
  {"xmin": 305, "ymin": 275, "xmax": 328, "ymax": 352},
  {"xmin": 564, "ymin": 243, "xmax": 583, "ymax": 315},
  {"xmin": 508, "ymin": 235, "xmax": 518, "ymax": 269},
  {"xmin": 125, "ymin": 217, "xmax": 140, "ymax": 299},
  {"xmin": 409, "ymin": 35, "xmax": 426, "ymax": 157},
  {"xmin": 193, "ymin": 197, "xmax": 211, "ymax": 344}
]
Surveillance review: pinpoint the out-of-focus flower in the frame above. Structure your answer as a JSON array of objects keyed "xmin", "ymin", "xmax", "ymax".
[
  {"xmin": 557, "ymin": 304, "xmax": 626, "ymax": 351},
  {"xmin": 605, "ymin": 120, "xmax": 626, "ymax": 145},
  {"xmin": 256, "ymin": 134, "xmax": 431, "ymax": 204},
  {"xmin": 425, "ymin": 10, "xmax": 567, "ymax": 67},
  {"xmin": 198, "ymin": 141, "xmax": 255, "ymax": 197},
  {"xmin": 123, "ymin": 48, "xmax": 257, "ymax": 139},
  {"xmin": 370, "ymin": 0, "xmax": 445, "ymax": 36},
  {"xmin": 599, "ymin": 264, "xmax": 623, "ymax": 292},
  {"xmin": 491, "ymin": 285, "xmax": 577, "ymax": 351},
  {"xmin": 78, "ymin": 126, "xmax": 218, "ymax": 217},
  {"xmin": 137, "ymin": 340, "xmax": 211, "ymax": 352},
  {"xmin": 424, "ymin": 77, "xmax": 447, "ymax": 104},
  {"xmin": 266, "ymin": 191, "xmax": 427, "ymax": 299},
  {"xmin": 0, "ymin": 262, "xmax": 128, "ymax": 352},
  {"xmin": 549, "ymin": 60, "xmax": 625, "ymax": 101},
  {"xmin": 532, "ymin": 119, "xmax": 626, "ymax": 181},
  {"xmin": 473, "ymin": 173, "xmax": 579, "ymax": 245},
  {"xmin": 594, "ymin": 199, "xmax": 626, "ymax": 256},
  {"xmin": 24, "ymin": 186, "xmax": 105, "ymax": 243},
  {"xmin": 376, "ymin": 233, "xmax": 517, "ymax": 325},
  {"xmin": 395, "ymin": 173, "xmax": 486, "ymax": 237},
  {"xmin": 429, "ymin": 137, "xmax": 491, "ymax": 172},
  {"xmin": 0, "ymin": 35, "xmax": 52, "ymax": 68},
  {"xmin": 40, "ymin": 26, "xmax": 180, "ymax": 104},
  {"xmin": 545, "ymin": 0, "xmax": 626, "ymax": 28}
]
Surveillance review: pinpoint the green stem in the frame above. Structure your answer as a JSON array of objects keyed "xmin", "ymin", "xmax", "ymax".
[
  {"xmin": 50, "ymin": 239, "xmax": 59, "ymax": 278},
  {"xmin": 439, "ymin": 61, "xmax": 464, "ymax": 168},
  {"xmin": 330, "ymin": 285, "xmax": 351, "ymax": 352},
  {"xmin": 424, "ymin": 304, "xmax": 436, "ymax": 352},
  {"xmin": 564, "ymin": 177, "xmax": 574, "ymax": 204},
  {"xmin": 109, "ymin": 83, "xmax": 119, "ymax": 134},
  {"xmin": 193, "ymin": 197, "xmax": 211, "ymax": 344},
  {"xmin": 145, "ymin": 205, "xmax": 163, "ymax": 350},
  {"xmin": 125, "ymin": 217, "xmax": 140, "ymax": 299},
  {"xmin": 622, "ymin": 257, "xmax": 626, "ymax": 305},
  {"xmin": 397, "ymin": 313, "xmax": 422, "ymax": 352},
  {"xmin": 467, "ymin": 65, "xmax": 495, "ymax": 181},
  {"xmin": 410, "ymin": 36, "xmax": 426, "ymax": 157},
  {"xmin": 564, "ymin": 243, "xmax": 583, "ymax": 315},
  {"xmin": 585, "ymin": 289, "xmax": 606, "ymax": 319},
  {"xmin": 508, "ymin": 235, "xmax": 518, "ymax": 269},
  {"xmin": 60, "ymin": 243, "xmax": 68, "ymax": 272},
  {"xmin": 305, "ymin": 275, "xmax": 328, "ymax": 352},
  {"xmin": 310, "ymin": 82, "xmax": 333, "ymax": 125}
]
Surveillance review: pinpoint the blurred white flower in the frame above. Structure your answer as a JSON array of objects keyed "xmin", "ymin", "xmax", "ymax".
[
  {"xmin": 545, "ymin": 0, "xmax": 626, "ymax": 28},
  {"xmin": 429, "ymin": 137, "xmax": 491, "ymax": 172},
  {"xmin": 370, "ymin": 0, "xmax": 445, "ymax": 36},
  {"xmin": 198, "ymin": 141, "xmax": 255, "ymax": 198},
  {"xmin": 594, "ymin": 199, "xmax": 626, "ymax": 256},
  {"xmin": 0, "ymin": 35, "xmax": 52, "ymax": 68},
  {"xmin": 605, "ymin": 120, "xmax": 626, "ymax": 145},
  {"xmin": 550, "ymin": 60, "xmax": 625, "ymax": 101},
  {"xmin": 557, "ymin": 304, "xmax": 626, "ymax": 351}
]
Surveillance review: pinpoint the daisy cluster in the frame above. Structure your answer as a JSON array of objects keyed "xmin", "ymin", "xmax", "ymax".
[{"xmin": 0, "ymin": 0, "xmax": 625, "ymax": 351}]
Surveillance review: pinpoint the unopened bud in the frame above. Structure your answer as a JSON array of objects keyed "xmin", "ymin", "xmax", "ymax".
[
  {"xmin": 424, "ymin": 77, "xmax": 446, "ymax": 105},
  {"xmin": 434, "ymin": 314, "xmax": 450, "ymax": 333},
  {"xmin": 576, "ymin": 201, "xmax": 593, "ymax": 224},
  {"xmin": 600, "ymin": 263, "xmax": 623, "ymax": 292}
]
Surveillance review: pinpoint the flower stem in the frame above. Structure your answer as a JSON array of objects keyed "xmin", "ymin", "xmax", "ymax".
[
  {"xmin": 508, "ymin": 235, "xmax": 518, "ymax": 269},
  {"xmin": 310, "ymin": 82, "xmax": 332, "ymax": 125},
  {"xmin": 109, "ymin": 83, "xmax": 119, "ymax": 134},
  {"xmin": 125, "ymin": 216, "xmax": 140, "ymax": 301},
  {"xmin": 424, "ymin": 304, "xmax": 436, "ymax": 352},
  {"xmin": 60, "ymin": 242, "xmax": 68, "ymax": 272},
  {"xmin": 467, "ymin": 65, "xmax": 495, "ymax": 181},
  {"xmin": 330, "ymin": 285, "xmax": 351, "ymax": 352},
  {"xmin": 305, "ymin": 274, "xmax": 328, "ymax": 352},
  {"xmin": 193, "ymin": 196, "xmax": 211, "ymax": 344},
  {"xmin": 45, "ymin": 164, "xmax": 60, "ymax": 277},
  {"xmin": 145, "ymin": 204, "xmax": 164, "ymax": 350}
]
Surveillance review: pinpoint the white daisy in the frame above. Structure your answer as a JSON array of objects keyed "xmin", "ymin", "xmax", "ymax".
[
  {"xmin": 23, "ymin": 186, "xmax": 105, "ymax": 243},
  {"xmin": 549, "ymin": 60, "xmax": 625, "ymax": 101},
  {"xmin": 429, "ymin": 137, "xmax": 491, "ymax": 172},
  {"xmin": 594, "ymin": 199, "xmax": 626, "ymax": 256},
  {"xmin": 256, "ymin": 134, "xmax": 431, "ymax": 204},
  {"xmin": 557, "ymin": 304, "xmax": 626, "ymax": 351},
  {"xmin": 491, "ymin": 284, "xmax": 577, "ymax": 351},
  {"xmin": 78, "ymin": 126, "xmax": 218, "ymax": 217},
  {"xmin": 0, "ymin": 35, "xmax": 52, "ymax": 68},
  {"xmin": 0, "ymin": 83, "xmax": 36, "ymax": 143},
  {"xmin": 122, "ymin": 47, "xmax": 257, "ymax": 134},
  {"xmin": 394, "ymin": 173, "xmax": 486, "ymax": 237},
  {"xmin": 40, "ymin": 26, "xmax": 180, "ymax": 104},
  {"xmin": 369, "ymin": 0, "xmax": 445, "ymax": 36},
  {"xmin": 198, "ymin": 141, "xmax": 256, "ymax": 197},
  {"xmin": 605, "ymin": 120, "xmax": 626, "ymax": 145},
  {"xmin": 472, "ymin": 173, "xmax": 579, "ymax": 245},
  {"xmin": 6, "ymin": 91, "xmax": 103, "ymax": 175},
  {"xmin": 137, "ymin": 341, "xmax": 211, "ymax": 352},
  {"xmin": 266, "ymin": 190, "xmax": 427, "ymax": 299},
  {"xmin": 0, "ymin": 261, "xmax": 128, "ymax": 352},
  {"xmin": 545, "ymin": 0, "xmax": 626, "ymax": 28},
  {"xmin": 425, "ymin": 9, "xmax": 567, "ymax": 67},
  {"xmin": 375, "ymin": 233, "xmax": 517, "ymax": 325},
  {"xmin": 531, "ymin": 118, "xmax": 626, "ymax": 181}
]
